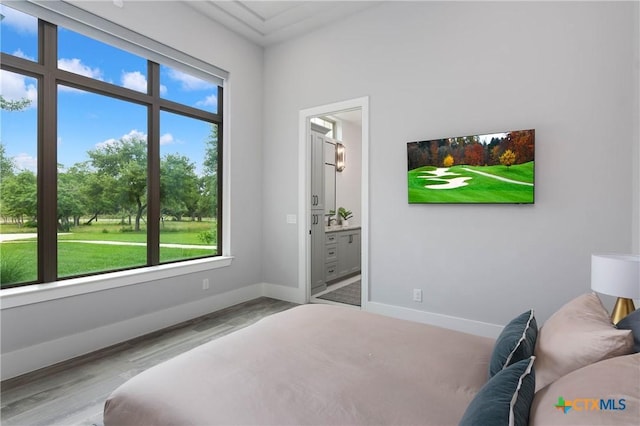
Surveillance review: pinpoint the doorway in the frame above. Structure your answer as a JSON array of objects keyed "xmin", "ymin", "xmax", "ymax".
[{"xmin": 297, "ymin": 97, "xmax": 369, "ymax": 309}]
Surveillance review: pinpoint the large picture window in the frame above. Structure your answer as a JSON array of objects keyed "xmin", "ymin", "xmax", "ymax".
[{"xmin": 0, "ymin": 4, "xmax": 223, "ymax": 288}]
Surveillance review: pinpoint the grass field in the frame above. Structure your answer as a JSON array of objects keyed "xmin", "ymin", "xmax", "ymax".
[
  {"xmin": 0, "ymin": 219, "xmax": 217, "ymax": 287},
  {"xmin": 408, "ymin": 162, "xmax": 534, "ymax": 204}
]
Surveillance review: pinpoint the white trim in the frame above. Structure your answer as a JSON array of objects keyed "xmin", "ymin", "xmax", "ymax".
[
  {"xmin": 1, "ymin": 0, "xmax": 234, "ymax": 306},
  {"xmin": 0, "ymin": 281, "xmax": 505, "ymax": 380},
  {"xmin": 261, "ymin": 282, "xmax": 306, "ymax": 305},
  {"xmin": 221, "ymin": 76, "xmax": 232, "ymax": 257},
  {"xmin": 0, "ymin": 282, "xmax": 260, "ymax": 381},
  {"xmin": 298, "ymin": 97, "xmax": 370, "ymax": 309},
  {"xmin": 367, "ymin": 301, "xmax": 503, "ymax": 339},
  {"xmin": 0, "ymin": 256, "xmax": 233, "ymax": 309}
]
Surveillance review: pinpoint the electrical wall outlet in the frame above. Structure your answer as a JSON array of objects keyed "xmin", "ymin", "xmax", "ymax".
[
  {"xmin": 202, "ymin": 278, "xmax": 210, "ymax": 290},
  {"xmin": 412, "ymin": 288, "xmax": 422, "ymax": 302}
]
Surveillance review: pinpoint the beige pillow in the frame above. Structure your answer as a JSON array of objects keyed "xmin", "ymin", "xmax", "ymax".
[
  {"xmin": 534, "ymin": 292, "xmax": 633, "ymax": 391},
  {"xmin": 530, "ymin": 353, "xmax": 640, "ymax": 425}
]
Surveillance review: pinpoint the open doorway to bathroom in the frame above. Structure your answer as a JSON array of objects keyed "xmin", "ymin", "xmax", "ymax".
[{"xmin": 298, "ymin": 97, "xmax": 369, "ymax": 310}]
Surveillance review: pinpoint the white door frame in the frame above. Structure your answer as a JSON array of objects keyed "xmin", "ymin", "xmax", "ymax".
[{"xmin": 298, "ymin": 97, "xmax": 370, "ymax": 310}]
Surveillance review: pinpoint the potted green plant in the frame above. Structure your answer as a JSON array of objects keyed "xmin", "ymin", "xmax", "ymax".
[{"xmin": 337, "ymin": 207, "xmax": 353, "ymax": 226}]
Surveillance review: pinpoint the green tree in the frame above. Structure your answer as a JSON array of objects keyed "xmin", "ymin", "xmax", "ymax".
[
  {"xmin": 88, "ymin": 137, "xmax": 148, "ymax": 231},
  {"xmin": 161, "ymin": 154, "xmax": 199, "ymax": 221},
  {"xmin": 0, "ymin": 143, "xmax": 15, "ymax": 180},
  {"xmin": 1, "ymin": 94, "xmax": 33, "ymax": 225},
  {"xmin": 0, "ymin": 95, "xmax": 31, "ymax": 112},
  {"xmin": 81, "ymin": 170, "xmax": 119, "ymax": 224},
  {"xmin": 199, "ymin": 124, "xmax": 219, "ymax": 219},
  {"xmin": 57, "ymin": 167, "xmax": 85, "ymax": 231},
  {"xmin": 1, "ymin": 170, "xmax": 37, "ymax": 224}
]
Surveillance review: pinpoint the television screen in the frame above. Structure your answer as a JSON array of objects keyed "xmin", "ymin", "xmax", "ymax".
[{"xmin": 407, "ymin": 129, "xmax": 534, "ymax": 204}]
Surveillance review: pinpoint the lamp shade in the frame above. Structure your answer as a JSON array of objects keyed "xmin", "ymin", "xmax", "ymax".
[{"xmin": 591, "ymin": 254, "xmax": 640, "ymax": 299}]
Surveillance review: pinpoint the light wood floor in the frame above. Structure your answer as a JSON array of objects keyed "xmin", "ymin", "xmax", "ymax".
[{"xmin": 0, "ymin": 297, "xmax": 297, "ymax": 426}]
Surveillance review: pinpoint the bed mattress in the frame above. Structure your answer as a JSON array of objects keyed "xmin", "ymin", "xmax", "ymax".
[{"xmin": 104, "ymin": 304, "xmax": 495, "ymax": 425}]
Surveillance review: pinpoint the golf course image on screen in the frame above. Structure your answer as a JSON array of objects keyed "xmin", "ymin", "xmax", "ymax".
[{"xmin": 407, "ymin": 129, "xmax": 534, "ymax": 204}]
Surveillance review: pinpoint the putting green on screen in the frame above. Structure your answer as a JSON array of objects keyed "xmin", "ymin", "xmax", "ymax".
[{"xmin": 408, "ymin": 162, "xmax": 534, "ymax": 204}]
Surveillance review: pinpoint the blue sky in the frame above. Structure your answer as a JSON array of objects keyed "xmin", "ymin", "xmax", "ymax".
[{"xmin": 1, "ymin": 4, "xmax": 218, "ymax": 176}]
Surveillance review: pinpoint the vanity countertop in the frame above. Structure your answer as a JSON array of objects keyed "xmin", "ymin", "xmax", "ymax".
[{"xmin": 325, "ymin": 225, "xmax": 361, "ymax": 233}]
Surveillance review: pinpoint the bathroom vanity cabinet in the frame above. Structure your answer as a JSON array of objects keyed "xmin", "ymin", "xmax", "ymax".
[
  {"xmin": 325, "ymin": 227, "xmax": 361, "ymax": 284},
  {"xmin": 311, "ymin": 212, "xmax": 326, "ymax": 295}
]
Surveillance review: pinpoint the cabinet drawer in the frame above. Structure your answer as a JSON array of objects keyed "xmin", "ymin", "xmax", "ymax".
[
  {"xmin": 325, "ymin": 233, "xmax": 337, "ymax": 244},
  {"xmin": 325, "ymin": 243, "xmax": 337, "ymax": 262},
  {"xmin": 325, "ymin": 261, "xmax": 338, "ymax": 281}
]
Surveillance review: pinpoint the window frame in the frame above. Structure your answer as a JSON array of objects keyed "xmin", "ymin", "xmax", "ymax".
[{"xmin": 1, "ymin": 2, "xmax": 228, "ymax": 289}]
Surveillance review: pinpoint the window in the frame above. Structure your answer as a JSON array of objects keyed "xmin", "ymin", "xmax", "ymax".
[
  {"xmin": 0, "ymin": 5, "xmax": 38, "ymax": 62},
  {"xmin": 0, "ymin": 70, "xmax": 39, "ymax": 285},
  {"xmin": 0, "ymin": 4, "xmax": 224, "ymax": 288},
  {"xmin": 310, "ymin": 117, "xmax": 336, "ymax": 138}
]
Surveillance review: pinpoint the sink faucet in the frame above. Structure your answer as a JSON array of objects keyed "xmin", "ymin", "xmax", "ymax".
[{"xmin": 327, "ymin": 216, "xmax": 337, "ymax": 227}]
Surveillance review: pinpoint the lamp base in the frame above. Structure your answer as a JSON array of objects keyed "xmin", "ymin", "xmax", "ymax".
[{"xmin": 611, "ymin": 297, "xmax": 636, "ymax": 325}]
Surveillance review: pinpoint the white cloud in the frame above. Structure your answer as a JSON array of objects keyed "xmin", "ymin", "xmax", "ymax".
[
  {"xmin": 196, "ymin": 94, "xmax": 218, "ymax": 108},
  {"xmin": 121, "ymin": 71, "xmax": 147, "ymax": 93},
  {"xmin": 0, "ymin": 69, "xmax": 38, "ymax": 108},
  {"xmin": 0, "ymin": 4, "xmax": 37, "ymax": 35},
  {"xmin": 12, "ymin": 49, "xmax": 35, "ymax": 61},
  {"xmin": 95, "ymin": 138, "xmax": 118, "ymax": 150},
  {"xmin": 13, "ymin": 153, "xmax": 37, "ymax": 172},
  {"xmin": 120, "ymin": 71, "xmax": 167, "ymax": 95},
  {"xmin": 96, "ymin": 129, "xmax": 147, "ymax": 149},
  {"xmin": 58, "ymin": 58, "xmax": 103, "ymax": 80},
  {"xmin": 122, "ymin": 129, "xmax": 147, "ymax": 142},
  {"xmin": 167, "ymin": 68, "xmax": 214, "ymax": 91},
  {"xmin": 160, "ymin": 133, "xmax": 174, "ymax": 145}
]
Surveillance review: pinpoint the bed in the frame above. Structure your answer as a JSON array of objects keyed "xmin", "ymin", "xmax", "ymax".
[{"xmin": 104, "ymin": 293, "xmax": 638, "ymax": 425}]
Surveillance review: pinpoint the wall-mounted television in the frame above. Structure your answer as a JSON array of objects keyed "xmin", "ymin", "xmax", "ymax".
[{"xmin": 407, "ymin": 129, "xmax": 535, "ymax": 204}]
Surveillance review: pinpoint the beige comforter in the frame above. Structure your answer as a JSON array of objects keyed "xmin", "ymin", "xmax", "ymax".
[{"xmin": 104, "ymin": 304, "xmax": 494, "ymax": 425}]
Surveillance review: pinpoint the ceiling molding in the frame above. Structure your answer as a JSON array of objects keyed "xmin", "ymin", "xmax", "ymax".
[{"xmin": 184, "ymin": 1, "xmax": 379, "ymax": 47}]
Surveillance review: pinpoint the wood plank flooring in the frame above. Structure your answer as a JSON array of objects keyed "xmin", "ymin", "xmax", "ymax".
[{"xmin": 0, "ymin": 297, "xmax": 297, "ymax": 426}]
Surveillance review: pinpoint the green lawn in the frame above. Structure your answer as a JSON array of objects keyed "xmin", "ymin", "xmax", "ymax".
[
  {"xmin": 0, "ymin": 219, "xmax": 217, "ymax": 287},
  {"xmin": 0, "ymin": 241, "xmax": 213, "ymax": 286},
  {"xmin": 408, "ymin": 162, "xmax": 534, "ymax": 204},
  {"xmin": 58, "ymin": 220, "xmax": 216, "ymax": 245}
]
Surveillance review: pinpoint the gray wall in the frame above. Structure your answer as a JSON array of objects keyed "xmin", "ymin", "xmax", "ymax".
[
  {"xmin": 0, "ymin": 1, "xmax": 264, "ymax": 378},
  {"xmin": 262, "ymin": 1, "xmax": 639, "ymax": 323}
]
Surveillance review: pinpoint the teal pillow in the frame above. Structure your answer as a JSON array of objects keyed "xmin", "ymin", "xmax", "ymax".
[
  {"xmin": 616, "ymin": 308, "xmax": 640, "ymax": 352},
  {"xmin": 460, "ymin": 356, "xmax": 536, "ymax": 426},
  {"xmin": 489, "ymin": 310, "xmax": 537, "ymax": 377}
]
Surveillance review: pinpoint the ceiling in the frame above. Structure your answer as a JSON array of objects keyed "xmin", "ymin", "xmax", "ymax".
[
  {"xmin": 332, "ymin": 109, "xmax": 361, "ymax": 125},
  {"xmin": 184, "ymin": 1, "xmax": 379, "ymax": 47}
]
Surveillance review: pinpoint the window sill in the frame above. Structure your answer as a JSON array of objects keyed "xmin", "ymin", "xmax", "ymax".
[{"xmin": 0, "ymin": 256, "xmax": 234, "ymax": 310}]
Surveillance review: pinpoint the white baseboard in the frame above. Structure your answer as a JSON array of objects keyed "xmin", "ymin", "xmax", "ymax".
[
  {"xmin": 1, "ymin": 282, "xmax": 502, "ymax": 381},
  {"xmin": 366, "ymin": 301, "xmax": 503, "ymax": 339},
  {"xmin": 261, "ymin": 282, "xmax": 306, "ymax": 304},
  {"xmin": 0, "ymin": 283, "xmax": 263, "ymax": 381}
]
